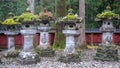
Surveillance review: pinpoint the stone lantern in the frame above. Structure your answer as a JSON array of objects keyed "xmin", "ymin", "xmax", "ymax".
[
  {"xmin": 58, "ymin": 9, "xmax": 82, "ymax": 63},
  {"xmin": 100, "ymin": 19, "xmax": 115, "ymax": 44},
  {"xmin": 94, "ymin": 6, "xmax": 119, "ymax": 61},
  {"xmin": 2, "ymin": 12, "xmax": 20, "ymax": 51},
  {"xmin": 18, "ymin": 8, "xmax": 40, "ymax": 64},
  {"xmin": 36, "ymin": 7, "xmax": 55, "ymax": 57},
  {"xmin": 2, "ymin": 12, "xmax": 20, "ymax": 57}
]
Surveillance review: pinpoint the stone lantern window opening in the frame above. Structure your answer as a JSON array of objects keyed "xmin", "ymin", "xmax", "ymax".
[
  {"xmin": 69, "ymin": 25, "xmax": 74, "ymax": 28},
  {"xmin": 41, "ymin": 20, "xmax": 49, "ymax": 26},
  {"xmin": 107, "ymin": 22, "xmax": 110, "ymax": 25},
  {"xmin": 25, "ymin": 25, "xmax": 30, "ymax": 28},
  {"xmin": 103, "ymin": 22, "xmax": 105, "ymax": 24}
]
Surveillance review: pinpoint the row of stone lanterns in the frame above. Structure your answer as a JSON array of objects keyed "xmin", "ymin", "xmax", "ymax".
[
  {"xmin": 0, "ymin": 8, "xmax": 55, "ymax": 64},
  {"xmin": 0, "ymin": 6, "xmax": 119, "ymax": 64},
  {"xmin": 0, "ymin": 8, "xmax": 82, "ymax": 63}
]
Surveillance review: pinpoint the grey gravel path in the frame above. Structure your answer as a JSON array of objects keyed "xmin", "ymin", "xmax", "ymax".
[{"xmin": 0, "ymin": 49, "xmax": 120, "ymax": 68}]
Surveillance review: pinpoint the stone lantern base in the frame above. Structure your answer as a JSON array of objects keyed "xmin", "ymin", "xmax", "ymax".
[
  {"xmin": 18, "ymin": 51, "xmax": 40, "ymax": 64},
  {"xmin": 4, "ymin": 31, "xmax": 19, "ymax": 51},
  {"xmin": 35, "ymin": 46, "xmax": 55, "ymax": 57},
  {"xmin": 4, "ymin": 50, "xmax": 20, "ymax": 58},
  {"xmin": 58, "ymin": 29, "xmax": 81, "ymax": 63},
  {"xmin": 94, "ymin": 44, "xmax": 118, "ymax": 61},
  {"xmin": 4, "ymin": 31, "xmax": 19, "ymax": 58},
  {"xmin": 37, "ymin": 26, "xmax": 55, "ymax": 57},
  {"xmin": 58, "ymin": 51, "xmax": 81, "ymax": 63},
  {"xmin": 18, "ymin": 29, "xmax": 40, "ymax": 64}
]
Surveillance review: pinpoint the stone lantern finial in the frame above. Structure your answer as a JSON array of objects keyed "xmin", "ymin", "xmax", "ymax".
[
  {"xmin": 68, "ymin": 9, "xmax": 74, "ymax": 14},
  {"xmin": 8, "ymin": 12, "xmax": 14, "ymax": 18},
  {"xmin": 106, "ymin": 6, "xmax": 111, "ymax": 10},
  {"xmin": 26, "ymin": 8, "xmax": 31, "ymax": 12}
]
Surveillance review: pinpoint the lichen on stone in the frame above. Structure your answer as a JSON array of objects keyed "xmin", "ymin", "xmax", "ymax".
[{"xmin": 96, "ymin": 6, "xmax": 119, "ymax": 20}]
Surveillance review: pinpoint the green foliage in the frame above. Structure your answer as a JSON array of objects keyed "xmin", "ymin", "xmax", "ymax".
[
  {"xmin": 0, "ymin": 0, "xmax": 17, "ymax": 21},
  {"xmin": 0, "ymin": 0, "xmax": 27, "ymax": 21},
  {"xmin": 52, "ymin": 42, "xmax": 65, "ymax": 50},
  {"xmin": 97, "ymin": 10, "xmax": 119, "ymax": 19},
  {"xmin": 62, "ymin": 14, "xmax": 77, "ymax": 21},
  {"xmin": 16, "ymin": 12, "xmax": 40, "ymax": 23},
  {"xmin": 66, "ymin": 0, "xmax": 79, "ymax": 14},
  {"xmin": 2, "ymin": 18, "xmax": 19, "ymax": 25},
  {"xmin": 61, "ymin": 8, "xmax": 82, "ymax": 23},
  {"xmin": 85, "ymin": 0, "xmax": 120, "ymax": 28},
  {"xmin": 16, "ymin": 0, "xmax": 27, "ymax": 15},
  {"xmin": 35, "ymin": 0, "xmax": 55, "ymax": 15},
  {"xmin": 0, "ymin": 0, "xmax": 120, "ymax": 28},
  {"xmin": 52, "ymin": 24, "xmax": 66, "ymax": 50}
]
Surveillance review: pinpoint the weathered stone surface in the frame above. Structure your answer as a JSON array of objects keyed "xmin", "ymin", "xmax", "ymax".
[
  {"xmin": 4, "ymin": 50, "xmax": 20, "ymax": 58},
  {"xmin": 18, "ymin": 51, "xmax": 40, "ymax": 64},
  {"xmin": 38, "ymin": 25, "xmax": 51, "ymax": 49},
  {"xmin": 100, "ymin": 20, "xmax": 115, "ymax": 44},
  {"xmin": 19, "ymin": 29, "xmax": 40, "ymax": 64},
  {"xmin": 0, "ymin": 57, "xmax": 2, "ymax": 64},
  {"xmin": 94, "ymin": 44, "xmax": 118, "ymax": 61},
  {"xmin": 7, "ymin": 36, "xmax": 15, "ymax": 51},
  {"xmin": 35, "ymin": 46, "xmax": 55, "ymax": 57},
  {"xmin": 59, "ymin": 29, "xmax": 81, "ymax": 63},
  {"xmin": 58, "ymin": 53, "xmax": 81, "ymax": 63},
  {"xmin": 63, "ymin": 30, "xmax": 79, "ymax": 54},
  {"xmin": 4, "ymin": 32, "xmax": 18, "ymax": 51},
  {"xmin": 39, "ymin": 32, "xmax": 50, "ymax": 49},
  {"xmin": 20, "ymin": 29, "xmax": 36, "ymax": 52}
]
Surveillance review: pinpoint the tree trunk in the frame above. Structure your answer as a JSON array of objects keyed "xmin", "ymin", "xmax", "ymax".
[
  {"xmin": 55, "ymin": 0, "xmax": 66, "ymax": 17},
  {"xmin": 78, "ymin": 0, "xmax": 86, "ymax": 47},
  {"xmin": 53, "ymin": 0, "xmax": 67, "ymax": 49},
  {"xmin": 69, "ymin": 0, "xmax": 72, "ymax": 8},
  {"xmin": 27, "ymin": 0, "xmax": 35, "ymax": 13}
]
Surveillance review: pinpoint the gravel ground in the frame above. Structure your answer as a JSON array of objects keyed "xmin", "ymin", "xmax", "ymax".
[{"xmin": 0, "ymin": 49, "xmax": 120, "ymax": 68}]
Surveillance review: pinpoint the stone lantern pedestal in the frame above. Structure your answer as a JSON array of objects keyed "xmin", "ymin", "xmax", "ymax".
[
  {"xmin": 2, "ymin": 24, "xmax": 21, "ymax": 57},
  {"xmin": 58, "ymin": 30, "xmax": 81, "ymax": 63},
  {"xmin": 95, "ymin": 19, "xmax": 118, "ymax": 61},
  {"xmin": 58, "ymin": 21, "xmax": 81, "ymax": 63},
  {"xmin": 38, "ymin": 26, "xmax": 51, "ymax": 49},
  {"xmin": 18, "ymin": 29, "xmax": 40, "ymax": 64},
  {"xmin": 5, "ymin": 31, "xmax": 18, "ymax": 51},
  {"xmin": 63, "ymin": 30, "xmax": 79, "ymax": 54},
  {"xmin": 20, "ymin": 29, "xmax": 36, "ymax": 51},
  {"xmin": 4, "ymin": 31, "xmax": 20, "ymax": 57},
  {"xmin": 36, "ymin": 21, "xmax": 55, "ymax": 57}
]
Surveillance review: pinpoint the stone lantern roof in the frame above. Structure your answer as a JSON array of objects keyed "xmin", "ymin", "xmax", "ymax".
[
  {"xmin": 16, "ymin": 8, "xmax": 40, "ymax": 24},
  {"xmin": 60, "ymin": 9, "xmax": 82, "ymax": 30},
  {"xmin": 1, "ymin": 12, "xmax": 20, "ymax": 32},
  {"xmin": 61, "ymin": 9, "xmax": 82, "ymax": 23},
  {"xmin": 2, "ymin": 12, "xmax": 20, "ymax": 25},
  {"xmin": 39, "ymin": 7, "xmax": 53, "ymax": 21},
  {"xmin": 38, "ymin": 7, "xmax": 54, "ymax": 26},
  {"xmin": 95, "ymin": 6, "xmax": 119, "ymax": 21}
]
